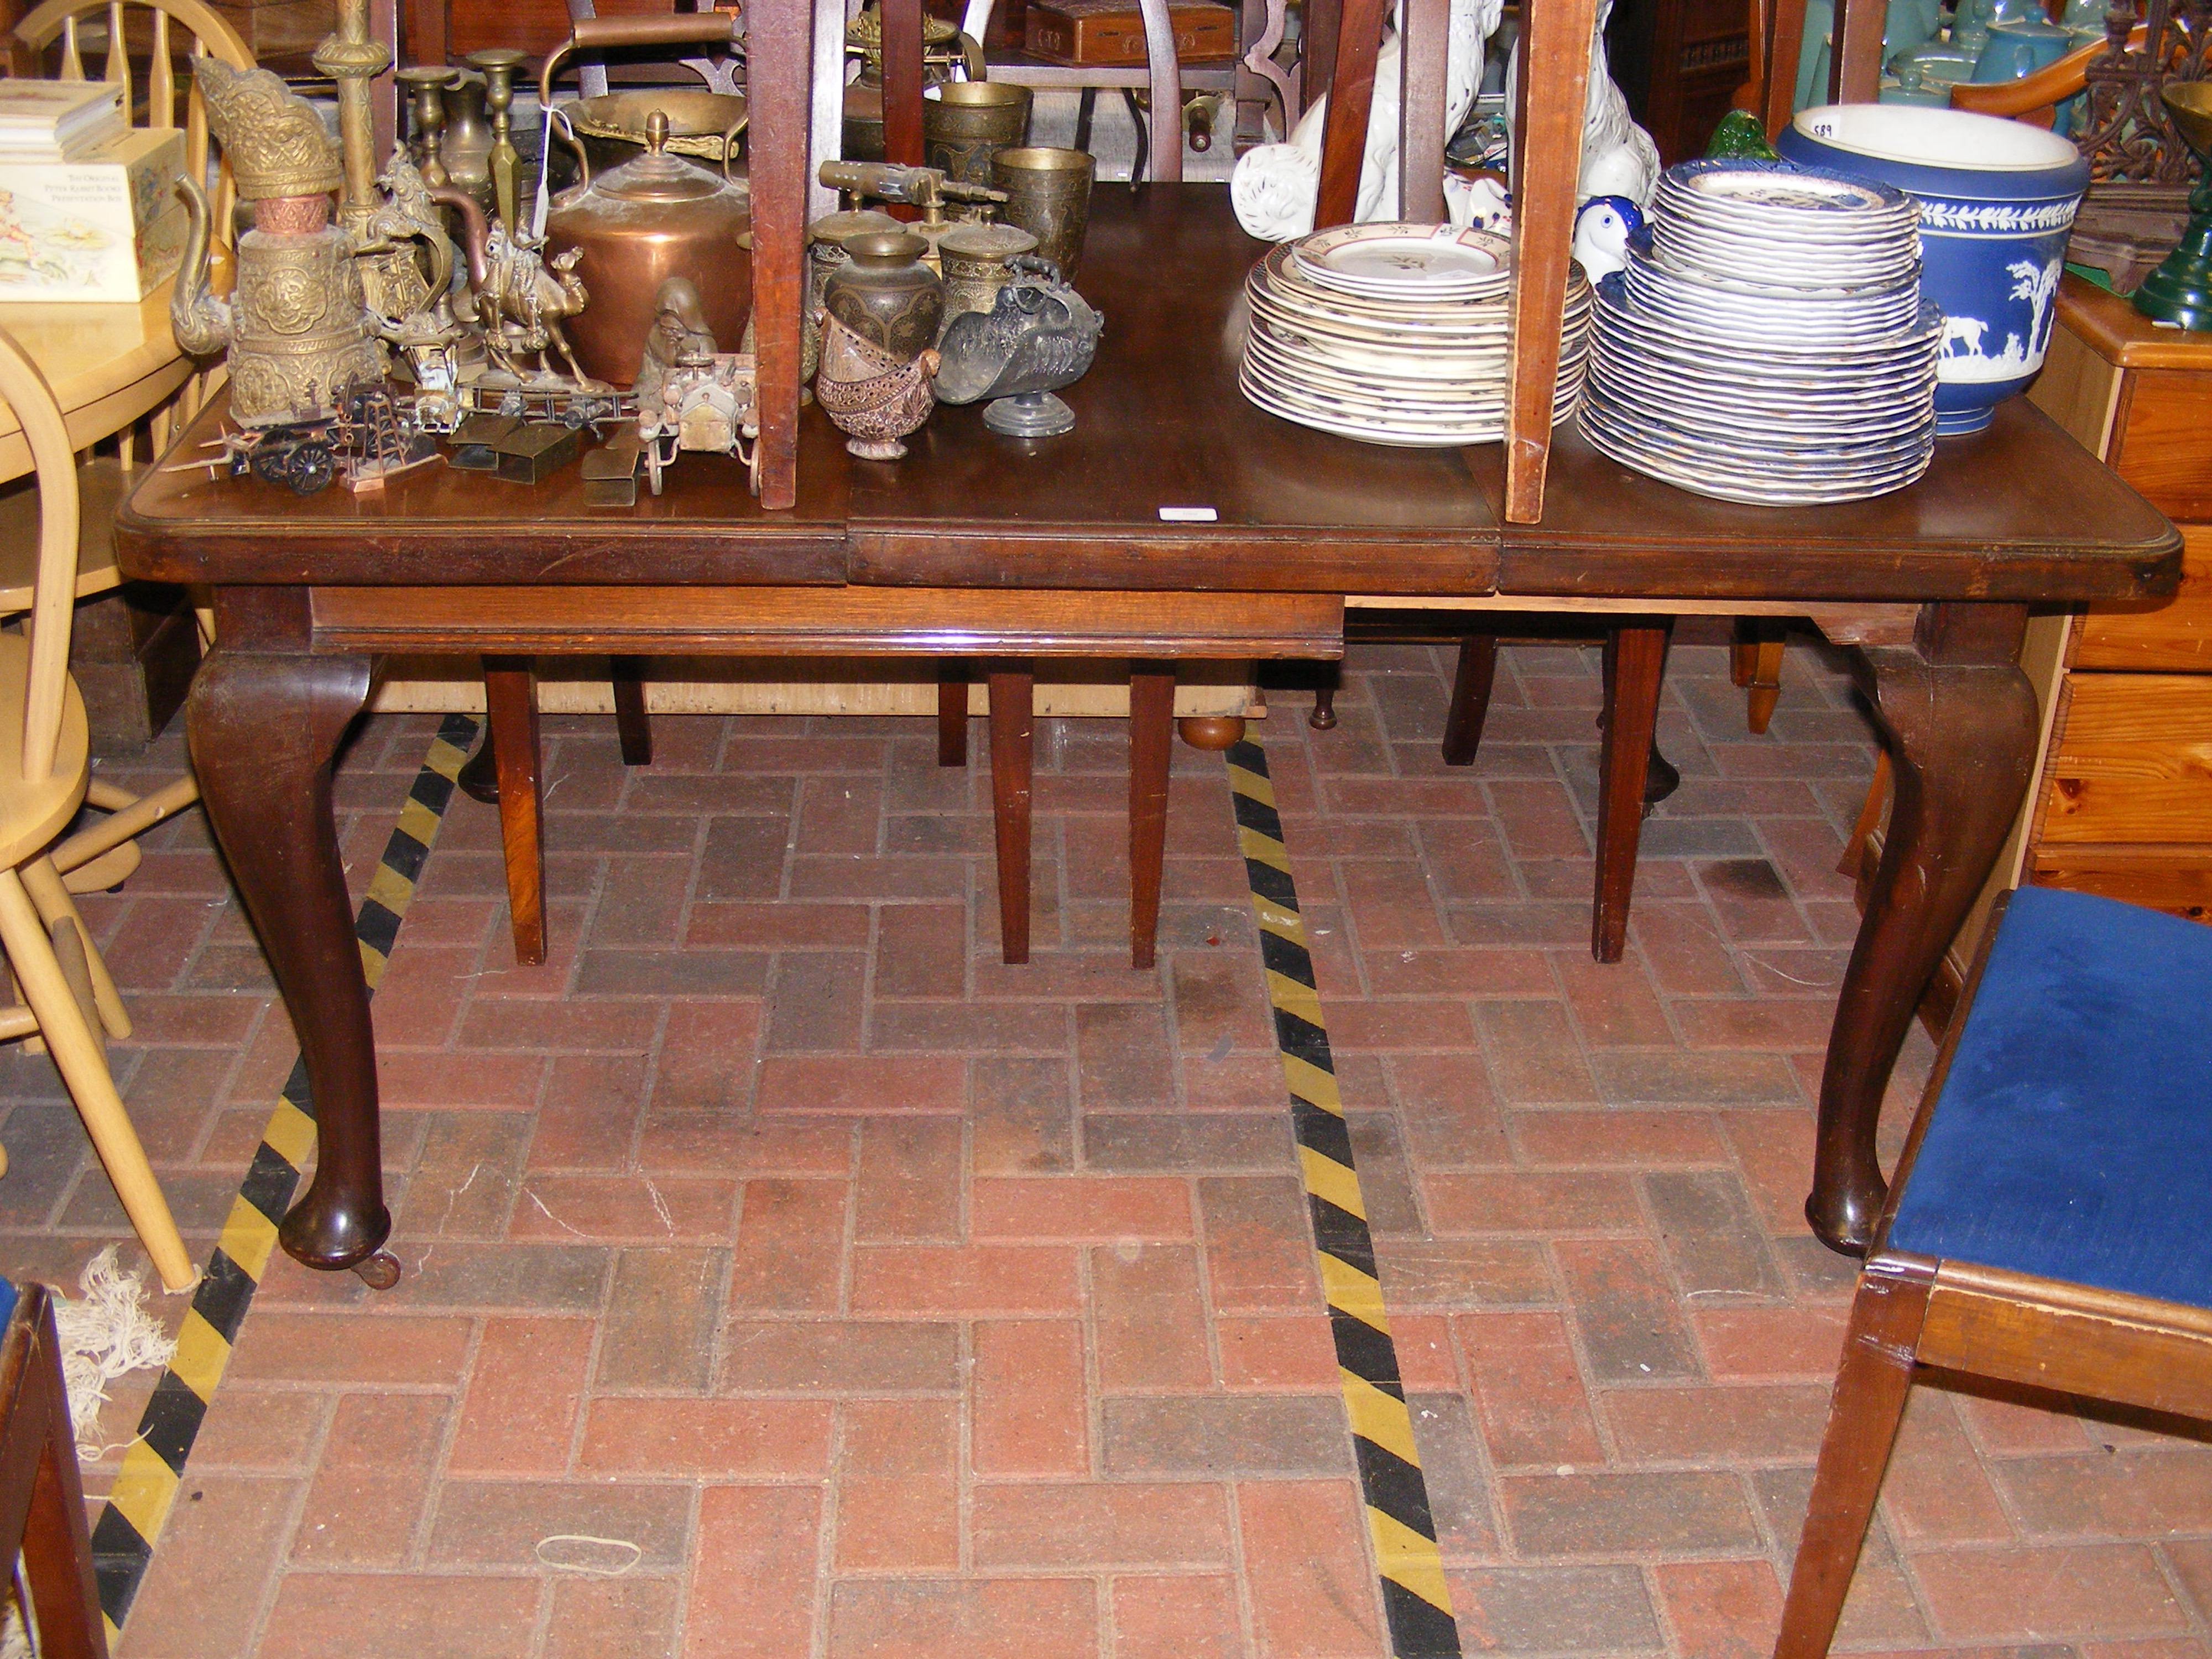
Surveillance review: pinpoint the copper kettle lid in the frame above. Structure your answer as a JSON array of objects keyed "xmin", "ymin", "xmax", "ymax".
[{"xmin": 592, "ymin": 110, "xmax": 734, "ymax": 202}]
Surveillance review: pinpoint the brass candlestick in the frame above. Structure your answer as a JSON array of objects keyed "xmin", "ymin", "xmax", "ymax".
[
  {"xmin": 399, "ymin": 64, "xmax": 457, "ymax": 190},
  {"xmin": 468, "ymin": 48, "xmax": 527, "ymax": 231}
]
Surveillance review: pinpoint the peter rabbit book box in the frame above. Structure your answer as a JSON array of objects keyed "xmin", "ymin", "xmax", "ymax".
[{"xmin": 0, "ymin": 127, "xmax": 188, "ymax": 303}]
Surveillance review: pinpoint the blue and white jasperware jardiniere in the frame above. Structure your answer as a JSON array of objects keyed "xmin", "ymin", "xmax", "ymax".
[{"xmin": 1778, "ymin": 104, "xmax": 2090, "ymax": 434}]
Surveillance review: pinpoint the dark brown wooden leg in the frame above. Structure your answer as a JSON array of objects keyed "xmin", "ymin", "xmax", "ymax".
[
  {"xmin": 12, "ymin": 1291, "xmax": 104, "ymax": 1659},
  {"xmin": 484, "ymin": 657, "xmax": 547, "ymax": 968},
  {"xmin": 1309, "ymin": 681, "xmax": 1338, "ymax": 729},
  {"xmin": 1129, "ymin": 663, "xmax": 1175, "ymax": 970},
  {"xmin": 1592, "ymin": 620, "xmax": 1670, "ymax": 964},
  {"xmin": 457, "ymin": 699, "xmax": 499, "ymax": 805},
  {"xmin": 1178, "ymin": 716, "xmax": 1246, "ymax": 750},
  {"xmin": 938, "ymin": 662, "xmax": 968, "ymax": 766},
  {"xmin": 1811, "ymin": 605, "xmax": 2037, "ymax": 1254},
  {"xmin": 187, "ymin": 644, "xmax": 385, "ymax": 1272},
  {"xmin": 1774, "ymin": 1261, "xmax": 1933, "ymax": 1659},
  {"xmin": 1442, "ymin": 633, "xmax": 1498, "ymax": 765},
  {"xmin": 1734, "ymin": 618, "xmax": 1787, "ymax": 735},
  {"xmin": 611, "ymin": 655, "xmax": 652, "ymax": 766},
  {"xmin": 988, "ymin": 663, "xmax": 1034, "ymax": 966}
]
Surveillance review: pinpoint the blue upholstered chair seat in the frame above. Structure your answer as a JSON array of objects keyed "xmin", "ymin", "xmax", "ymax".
[{"xmin": 1888, "ymin": 885, "xmax": 2212, "ymax": 1309}]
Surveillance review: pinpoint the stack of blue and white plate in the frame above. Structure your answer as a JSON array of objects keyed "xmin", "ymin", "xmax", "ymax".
[{"xmin": 1578, "ymin": 159, "xmax": 1942, "ymax": 506}]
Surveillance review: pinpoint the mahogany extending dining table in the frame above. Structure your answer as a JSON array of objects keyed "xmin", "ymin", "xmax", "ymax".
[{"xmin": 114, "ymin": 183, "xmax": 2183, "ymax": 1284}]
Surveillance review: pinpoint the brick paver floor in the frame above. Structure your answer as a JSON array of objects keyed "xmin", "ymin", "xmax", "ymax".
[{"xmin": 6, "ymin": 627, "xmax": 2209, "ymax": 1658}]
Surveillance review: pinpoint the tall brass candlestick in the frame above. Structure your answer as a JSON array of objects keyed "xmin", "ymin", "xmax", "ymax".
[
  {"xmin": 312, "ymin": 0, "xmax": 388, "ymax": 216},
  {"xmin": 468, "ymin": 47, "xmax": 527, "ymax": 231}
]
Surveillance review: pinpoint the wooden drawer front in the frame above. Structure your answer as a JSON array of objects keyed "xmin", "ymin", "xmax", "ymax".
[
  {"xmin": 2076, "ymin": 526, "xmax": 2212, "ymax": 671},
  {"xmin": 2040, "ymin": 672, "xmax": 2212, "ymax": 843},
  {"xmin": 2114, "ymin": 370, "xmax": 2212, "ymax": 521},
  {"xmin": 2030, "ymin": 847, "xmax": 2212, "ymax": 922}
]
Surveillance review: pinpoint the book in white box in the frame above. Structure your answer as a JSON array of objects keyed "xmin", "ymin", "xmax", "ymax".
[{"xmin": 0, "ymin": 128, "xmax": 187, "ymax": 302}]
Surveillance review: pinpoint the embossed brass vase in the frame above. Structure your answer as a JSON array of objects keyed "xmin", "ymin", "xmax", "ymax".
[
  {"xmin": 992, "ymin": 147, "xmax": 1094, "ymax": 284},
  {"xmin": 924, "ymin": 82, "xmax": 1031, "ymax": 189},
  {"xmin": 172, "ymin": 59, "xmax": 383, "ymax": 427},
  {"xmin": 823, "ymin": 230, "xmax": 944, "ymax": 360}
]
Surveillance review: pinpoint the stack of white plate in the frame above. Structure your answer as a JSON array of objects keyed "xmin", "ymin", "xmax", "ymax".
[
  {"xmin": 1578, "ymin": 159, "xmax": 1942, "ymax": 506},
  {"xmin": 1239, "ymin": 222, "xmax": 1590, "ymax": 448}
]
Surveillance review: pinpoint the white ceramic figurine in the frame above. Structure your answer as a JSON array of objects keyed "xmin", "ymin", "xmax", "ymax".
[
  {"xmin": 1230, "ymin": 0, "xmax": 1503, "ymax": 241},
  {"xmin": 1504, "ymin": 0, "xmax": 1661, "ymax": 208}
]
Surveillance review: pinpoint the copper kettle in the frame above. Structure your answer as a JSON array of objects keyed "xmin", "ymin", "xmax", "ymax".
[{"xmin": 543, "ymin": 107, "xmax": 752, "ymax": 388}]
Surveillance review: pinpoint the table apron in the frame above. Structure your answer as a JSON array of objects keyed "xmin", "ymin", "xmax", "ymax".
[{"xmin": 307, "ymin": 585, "xmax": 1347, "ymax": 659}]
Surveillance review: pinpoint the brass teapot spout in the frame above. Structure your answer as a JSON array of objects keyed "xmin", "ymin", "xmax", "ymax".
[{"xmin": 170, "ymin": 175, "xmax": 233, "ymax": 359}]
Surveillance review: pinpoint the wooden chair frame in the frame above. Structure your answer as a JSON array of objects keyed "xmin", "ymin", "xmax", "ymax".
[
  {"xmin": 1773, "ymin": 889, "xmax": 2212, "ymax": 1657},
  {"xmin": 0, "ymin": 1285, "xmax": 110, "ymax": 1659}
]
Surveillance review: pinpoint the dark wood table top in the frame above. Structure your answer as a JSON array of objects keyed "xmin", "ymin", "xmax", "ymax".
[{"xmin": 116, "ymin": 185, "xmax": 2184, "ymax": 607}]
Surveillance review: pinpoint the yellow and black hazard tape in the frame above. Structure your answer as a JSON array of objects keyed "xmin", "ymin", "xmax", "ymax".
[
  {"xmin": 1227, "ymin": 737, "xmax": 1462, "ymax": 1659},
  {"xmin": 89, "ymin": 712, "xmax": 478, "ymax": 1644}
]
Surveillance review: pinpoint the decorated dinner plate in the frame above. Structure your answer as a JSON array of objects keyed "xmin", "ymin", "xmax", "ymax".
[{"xmin": 1290, "ymin": 223, "xmax": 1514, "ymax": 299}]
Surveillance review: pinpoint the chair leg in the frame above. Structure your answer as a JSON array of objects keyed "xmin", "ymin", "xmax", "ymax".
[
  {"xmin": 1775, "ymin": 1264, "xmax": 1933, "ymax": 1659},
  {"xmin": 484, "ymin": 657, "xmax": 547, "ymax": 969},
  {"xmin": 1839, "ymin": 750, "xmax": 1893, "ymax": 882},
  {"xmin": 610, "ymin": 656, "xmax": 653, "ymax": 766},
  {"xmin": 1129, "ymin": 664, "xmax": 1175, "ymax": 970},
  {"xmin": 22, "ymin": 859, "xmax": 129, "ymax": 1041},
  {"xmin": 1442, "ymin": 634, "xmax": 1499, "ymax": 765},
  {"xmin": 988, "ymin": 664, "xmax": 1035, "ymax": 965},
  {"xmin": 0, "ymin": 868, "xmax": 190, "ymax": 1291},
  {"xmin": 52, "ymin": 774, "xmax": 200, "ymax": 879},
  {"xmin": 1733, "ymin": 618, "xmax": 1786, "ymax": 735},
  {"xmin": 15, "ymin": 1288, "xmax": 107, "ymax": 1659},
  {"xmin": 1593, "ymin": 620, "xmax": 1671, "ymax": 964},
  {"xmin": 938, "ymin": 663, "xmax": 969, "ymax": 767}
]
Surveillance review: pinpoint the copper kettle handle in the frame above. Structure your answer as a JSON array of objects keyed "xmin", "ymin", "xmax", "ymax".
[
  {"xmin": 720, "ymin": 115, "xmax": 748, "ymax": 183},
  {"xmin": 538, "ymin": 9, "xmax": 745, "ymax": 108},
  {"xmin": 548, "ymin": 103, "xmax": 593, "ymax": 189}
]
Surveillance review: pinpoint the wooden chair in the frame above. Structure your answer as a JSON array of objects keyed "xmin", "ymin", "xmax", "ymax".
[
  {"xmin": 9, "ymin": 0, "xmax": 255, "ymax": 442},
  {"xmin": 0, "ymin": 322, "xmax": 190, "ymax": 1292},
  {"xmin": 1775, "ymin": 883, "xmax": 2212, "ymax": 1657},
  {"xmin": 0, "ymin": 1281, "xmax": 112, "ymax": 1659},
  {"xmin": 952, "ymin": 0, "xmax": 1197, "ymax": 178}
]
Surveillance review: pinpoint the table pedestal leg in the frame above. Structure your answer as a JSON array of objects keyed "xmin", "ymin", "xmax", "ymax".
[
  {"xmin": 186, "ymin": 648, "xmax": 384, "ymax": 1273},
  {"xmin": 1809, "ymin": 609, "xmax": 2037, "ymax": 1254}
]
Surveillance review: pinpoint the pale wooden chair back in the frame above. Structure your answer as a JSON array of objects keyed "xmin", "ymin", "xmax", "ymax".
[
  {"xmin": 0, "ymin": 322, "xmax": 84, "ymax": 784},
  {"xmin": 10, "ymin": 0, "xmax": 254, "ymax": 439},
  {"xmin": 1312, "ymin": 0, "xmax": 1595, "ymax": 522}
]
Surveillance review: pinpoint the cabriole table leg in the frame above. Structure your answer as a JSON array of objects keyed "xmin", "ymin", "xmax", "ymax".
[
  {"xmin": 1808, "ymin": 605, "xmax": 2037, "ymax": 1254},
  {"xmin": 186, "ymin": 646, "xmax": 389, "ymax": 1277}
]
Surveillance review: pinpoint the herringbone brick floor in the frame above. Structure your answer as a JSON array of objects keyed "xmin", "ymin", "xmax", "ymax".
[{"xmin": 4, "ymin": 629, "xmax": 2207, "ymax": 1658}]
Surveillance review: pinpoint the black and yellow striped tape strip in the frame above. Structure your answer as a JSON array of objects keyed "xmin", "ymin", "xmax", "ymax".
[
  {"xmin": 1227, "ymin": 737, "xmax": 1462, "ymax": 1659},
  {"xmin": 91, "ymin": 713, "xmax": 478, "ymax": 1644}
]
